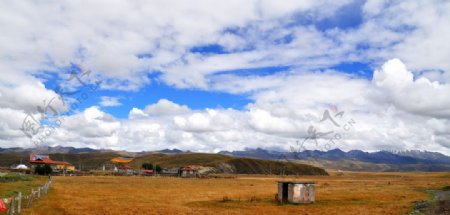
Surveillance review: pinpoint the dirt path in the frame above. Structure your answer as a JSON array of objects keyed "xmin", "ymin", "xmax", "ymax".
[{"xmin": 410, "ymin": 188, "xmax": 450, "ymax": 215}]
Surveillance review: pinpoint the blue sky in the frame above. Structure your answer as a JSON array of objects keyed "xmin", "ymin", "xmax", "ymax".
[
  {"xmin": 41, "ymin": 61, "xmax": 372, "ymax": 119},
  {"xmin": 1, "ymin": 0, "xmax": 450, "ymax": 154}
]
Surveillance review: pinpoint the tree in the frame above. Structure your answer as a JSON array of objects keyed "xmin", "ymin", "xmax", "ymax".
[
  {"xmin": 34, "ymin": 165, "xmax": 42, "ymax": 175},
  {"xmin": 34, "ymin": 164, "xmax": 53, "ymax": 175},
  {"xmin": 43, "ymin": 164, "xmax": 53, "ymax": 175},
  {"xmin": 142, "ymin": 163, "xmax": 153, "ymax": 170},
  {"xmin": 155, "ymin": 165, "xmax": 162, "ymax": 173}
]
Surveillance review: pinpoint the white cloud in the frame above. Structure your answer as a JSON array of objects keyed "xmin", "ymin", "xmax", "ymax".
[
  {"xmin": 143, "ymin": 99, "xmax": 190, "ymax": 116},
  {"xmin": 0, "ymin": 0, "xmax": 449, "ymax": 91},
  {"xmin": 373, "ymin": 59, "xmax": 450, "ymax": 118},
  {"xmin": 99, "ymin": 96, "xmax": 122, "ymax": 107},
  {"xmin": 0, "ymin": 1, "xmax": 450, "ymax": 155},
  {"xmin": 173, "ymin": 109, "xmax": 237, "ymax": 132},
  {"xmin": 3, "ymin": 58, "xmax": 448, "ymax": 155}
]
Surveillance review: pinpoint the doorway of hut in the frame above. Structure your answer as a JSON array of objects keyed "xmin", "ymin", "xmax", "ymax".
[{"xmin": 282, "ymin": 183, "xmax": 288, "ymax": 202}]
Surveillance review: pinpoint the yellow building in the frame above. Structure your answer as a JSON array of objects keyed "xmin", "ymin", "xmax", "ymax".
[{"xmin": 56, "ymin": 164, "xmax": 75, "ymax": 171}]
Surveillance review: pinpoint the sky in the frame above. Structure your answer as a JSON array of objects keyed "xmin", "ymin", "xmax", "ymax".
[{"xmin": 1, "ymin": 0, "xmax": 450, "ymax": 155}]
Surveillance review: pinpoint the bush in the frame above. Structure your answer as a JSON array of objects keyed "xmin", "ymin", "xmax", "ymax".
[
  {"xmin": 142, "ymin": 163, "xmax": 154, "ymax": 170},
  {"xmin": 155, "ymin": 165, "xmax": 162, "ymax": 173},
  {"xmin": 0, "ymin": 174, "xmax": 32, "ymax": 182}
]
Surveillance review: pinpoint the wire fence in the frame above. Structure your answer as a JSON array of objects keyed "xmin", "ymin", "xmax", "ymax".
[{"xmin": 3, "ymin": 177, "xmax": 52, "ymax": 215}]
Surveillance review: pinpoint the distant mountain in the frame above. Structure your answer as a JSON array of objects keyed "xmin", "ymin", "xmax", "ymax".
[
  {"xmin": 392, "ymin": 150, "xmax": 450, "ymax": 164},
  {"xmin": 219, "ymin": 148, "xmax": 283, "ymax": 160},
  {"xmin": 2, "ymin": 146, "xmax": 449, "ymax": 172},
  {"xmin": 157, "ymin": 148, "xmax": 184, "ymax": 154},
  {"xmin": 219, "ymin": 148, "xmax": 450, "ymax": 170},
  {"xmin": 0, "ymin": 146, "xmax": 102, "ymax": 154},
  {"xmin": 0, "ymin": 146, "xmax": 186, "ymax": 155}
]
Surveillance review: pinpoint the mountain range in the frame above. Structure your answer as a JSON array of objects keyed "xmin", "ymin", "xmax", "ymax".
[
  {"xmin": 218, "ymin": 148, "xmax": 450, "ymax": 165},
  {"xmin": 1, "ymin": 146, "xmax": 449, "ymax": 172}
]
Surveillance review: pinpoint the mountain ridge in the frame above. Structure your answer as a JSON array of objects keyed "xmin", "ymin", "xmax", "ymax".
[{"xmin": 2, "ymin": 146, "xmax": 450, "ymax": 167}]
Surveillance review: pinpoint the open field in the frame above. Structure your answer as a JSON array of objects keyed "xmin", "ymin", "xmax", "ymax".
[
  {"xmin": 0, "ymin": 174, "xmax": 47, "ymax": 199},
  {"xmin": 21, "ymin": 171, "xmax": 449, "ymax": 215}
]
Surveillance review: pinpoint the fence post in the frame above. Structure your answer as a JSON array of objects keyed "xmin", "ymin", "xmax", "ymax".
[
  {"xmin": 26, "ymin": 189, "xmax": 33, "ymax": 208},
  {"xmin": 21, "ymin": 178, "xmax": 53, "ymax": 210},
  {"xmin": 9, "ymin": 195, "xmax": 15, "ymax": 215},
  {"xmin": 17, "ymin": 192, "xmax": 22, "ymax": 214}
]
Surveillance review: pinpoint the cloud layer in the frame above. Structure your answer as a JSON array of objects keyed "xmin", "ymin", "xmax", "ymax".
[
  {"xmin": 1, "ymin": 1, "xmax": 450, "ymax": 155},
  {"xmin": 3, "ymin": 59, "xmax": 450, "ymax": 155}
]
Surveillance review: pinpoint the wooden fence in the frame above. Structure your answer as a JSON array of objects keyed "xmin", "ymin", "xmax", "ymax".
[{"xmin": 5, "ymin": 178, "xmax": 52, "ymax": 215}]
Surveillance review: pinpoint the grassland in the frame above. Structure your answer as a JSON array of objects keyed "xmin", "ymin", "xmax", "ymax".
[
  {"xmin": 0, "ymin": 174, "xmax": 47, "ymax": 199},
  {"xmin": 20, "ymin": 171, "xmax": 449, "ymax": 215}
]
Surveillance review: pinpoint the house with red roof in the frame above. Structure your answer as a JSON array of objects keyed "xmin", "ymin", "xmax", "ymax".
[
  {"xmin": 178, "ymin": 167, "xmax": 199, "ymax": 178},
  {"xmin": 29, "ymin": 154, "xmax": 75, "ymax": 172}
]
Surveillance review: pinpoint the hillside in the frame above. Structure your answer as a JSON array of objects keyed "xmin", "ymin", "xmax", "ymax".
[
  {"xmin": 0, "ymin": 151, "xmax": 328, "ymax": 176},
  {"xmin": 293, "ymin": 159, "xmax": 450, "ymax": 172},
  {"xmin": 0, "ymin": 154, "xmax": 29, "ymax": 167},
  {"xmin": 131, "ymin": 153, "xmax": 329, "ymax": 175},
  {"xmin": 0, "ymin": 152, "xmax": 121, "ymax": 170}
]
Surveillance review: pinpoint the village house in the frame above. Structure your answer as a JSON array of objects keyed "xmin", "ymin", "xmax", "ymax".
[
  {"xmin": 110, "ymin": 157, "xmax": 135, "ymax": 175},
  {"xmin": 141, "ymin": 169, "xmax": 154, "ymax": 176},
  {"xmin": 117, "ymin": 164, "xmax": 134, "ymax": 175},
  {"xmin": 159, "ymin": 169, "xmax": 178, "ymax": 176},
  {"xmin": 178, "ymin": 167, "xmax": 198, "ymax": 178},
  {"xmin": 29, "ymin": 154, "xmax": 75, "ymax": 173}
]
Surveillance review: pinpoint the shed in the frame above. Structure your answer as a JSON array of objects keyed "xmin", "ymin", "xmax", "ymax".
[
  {"xmin": 277, "ymin": 181, "xmax": 315, "ymax": 204},
  {"xmin": 117, "ymin": 165, "xmax": 134, "ymax": 175},
  {"xmin": 178, "ymin": 167, "xmax": 198, "ymax": 178}
]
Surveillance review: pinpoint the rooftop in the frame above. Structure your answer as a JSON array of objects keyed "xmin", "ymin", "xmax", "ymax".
[{"xmin": 278, "ymin": 181, "xmax": 316, "ymax": 184}]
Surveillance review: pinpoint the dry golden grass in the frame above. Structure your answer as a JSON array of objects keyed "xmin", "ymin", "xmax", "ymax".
[
  {"xmin": 22, "ymin": 171, "xmax": 449, "ymax": 215},
  {"xmin": 0, "ymin": 175, "xmax": 47, "ymax": 199}
]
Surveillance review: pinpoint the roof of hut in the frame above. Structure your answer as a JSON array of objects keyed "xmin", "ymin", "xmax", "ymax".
[
  {"xmin": 111, "ymin": 157, "xmax": 134, "ymax": 163},
  {"xmin": 278, "ymin": 181, "xmax": 315, "ymax": 184},
  {"xmin": 29, "ymin": 154, "xmax": 72, "ymax": 165},
  {"xmin": 118, "ymin": 165, "xmax": 133, "ymax": 169}
]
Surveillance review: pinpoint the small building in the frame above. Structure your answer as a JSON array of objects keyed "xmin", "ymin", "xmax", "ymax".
[
  {"xmin": 117, "ymin": 165, "xmax": 134, "ymax": 175},
  {"xmin": 178, "ymin": 167, "xmax": 198, "ymax": 178},
  {"xmin": 110, "ymin": 157, "xmax": 134, "ymax": 173},
  {"xmin": 159, "ymin": 169, "xmax": 179, "ymax": 177},
  {"xmin": 10, "ymin": 164, "xmax": 29, "ymax": 170},
  {"xmin": 141, "ymin": 169, "xmax": 154, "ymax": 176},
  {"xmin": 277, "ymin": 181, "xmax": 315, "ymax": 204},
  {"xmin": 29, "ymin": 154, "xmax": 75, "ymax": 173}
]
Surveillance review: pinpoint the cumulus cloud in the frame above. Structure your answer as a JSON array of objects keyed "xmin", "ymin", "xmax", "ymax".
[
  {"xmin": 99, "ymin": 96, "xmax": 122, "ymax": 107},
  {"xmin": 4, "ymin": 58, "xmax": 449, "ymax": 155},
  {"xmin": 143, "ymin": 99, "xmax": 190, "ymax": 116},
  {"xmin": 1, "ymin": 1, "xmax": 450, "ymax": 155},
  {"xmin": 373, "ymin": 59, "xmax": 450, "ymax": 118},
  {"xmin": 174, "ymin": 109, "xmax": 237, "ymax": 132},
  {"xmin": 6, "ymin": 0, "xmax": 450, "ymax": 91}
]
